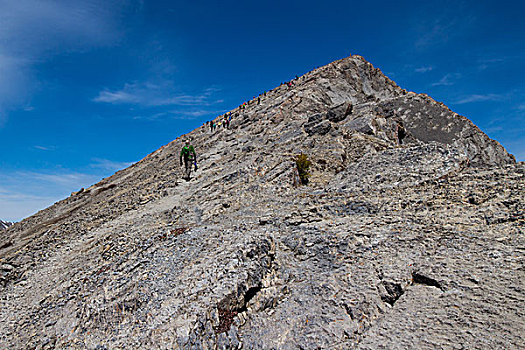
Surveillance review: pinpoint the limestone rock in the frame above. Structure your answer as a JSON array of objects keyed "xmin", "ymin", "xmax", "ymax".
[
  {"xmin": 0, "ymin": 55, "xmax": 522, "ymax": 349},
  {"xmin": 0, "ymin": 220, "xmax": 13, "ymax": 230}
]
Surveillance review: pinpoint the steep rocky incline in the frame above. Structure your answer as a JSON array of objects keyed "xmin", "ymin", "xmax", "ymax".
[
  {"xmin": 0, "ymin": 220, "xmax": 13, "ymax": 230},
  {"xmin": 0, "ymin": 55, "xmax": 522, "ymax": 349}
]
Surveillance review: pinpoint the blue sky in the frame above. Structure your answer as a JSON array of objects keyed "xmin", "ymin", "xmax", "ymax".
[{"xmin": 1, "ymin": 0, "xmax": 524, "ymax": 221}]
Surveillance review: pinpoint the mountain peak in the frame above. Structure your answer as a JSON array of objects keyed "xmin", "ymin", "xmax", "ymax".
[
  {"xmin": 0, "ymin": 57, "xmax": 522, "ymax": 349},
  {"xmin": 173, "ymin": 55, "xmax": 514, "ymax": 177}
]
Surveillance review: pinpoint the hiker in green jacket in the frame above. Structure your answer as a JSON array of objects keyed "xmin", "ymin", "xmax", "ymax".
[{"xmin": 180, "ymin": 139, "xmax": 197, "ymax": 180}]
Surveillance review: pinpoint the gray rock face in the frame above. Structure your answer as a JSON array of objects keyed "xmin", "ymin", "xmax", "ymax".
[
  {"xmin": 0, "ymin": 55, "xmax": 523, "ymax": 349},
  {"xmin": 0, "ymin": 220, "xmax": 13, "ymax": 230}
]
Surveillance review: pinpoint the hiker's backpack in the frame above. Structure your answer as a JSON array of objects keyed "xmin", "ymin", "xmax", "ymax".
[{"xmin": 181, "ymin": 146, "xmax": 194, "ymax": 159}]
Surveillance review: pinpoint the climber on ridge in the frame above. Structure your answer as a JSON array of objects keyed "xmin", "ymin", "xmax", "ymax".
[{"xmin": 180, "ymin": 139, "xmax": 197, "ymax": 180}]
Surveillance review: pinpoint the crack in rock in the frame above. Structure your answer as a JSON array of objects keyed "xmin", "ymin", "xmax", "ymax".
[{"xmin": 412, "ymin": 272, "xmax": 443, "ymax": 290}]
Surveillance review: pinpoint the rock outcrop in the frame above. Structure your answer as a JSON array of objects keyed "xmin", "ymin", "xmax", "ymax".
[
  {"xmin": 0, "ymin": 55, "xmax": 522, "ymax": 349},
  {"xmin": 0, "ymin": 220, "xmax": 13, "ymax": 230}
]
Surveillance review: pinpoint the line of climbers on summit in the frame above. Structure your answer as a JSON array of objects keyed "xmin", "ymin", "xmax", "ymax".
[
  {"xmin": 180, "ymin": 71, "xmax": 407, "ymax": 182},
  {"xmin": 206, "ymin": 113, "xmax": 232, "ymax": 131},
  {"xmin": 203, "ymin": 74, "xmax": 302, "ymax": 134},
  {"xmin": 180, "ymin": 74, "xmax": 305, "ymax": 180}
]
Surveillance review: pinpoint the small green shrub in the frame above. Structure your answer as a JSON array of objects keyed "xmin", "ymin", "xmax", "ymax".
[{"xmin": 295, "ymin": 153, "xmax": 311, "ymax": 185}]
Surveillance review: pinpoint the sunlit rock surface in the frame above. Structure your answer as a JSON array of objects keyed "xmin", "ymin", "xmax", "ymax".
[{"xmin": 1, "ymin": 56, "xmax": 522, "ymax": 349}]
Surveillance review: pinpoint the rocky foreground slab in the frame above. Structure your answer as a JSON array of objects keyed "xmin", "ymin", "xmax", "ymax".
[{"xmin": 0, "ymin": 56, "xmax": 523, "ymax": 349}]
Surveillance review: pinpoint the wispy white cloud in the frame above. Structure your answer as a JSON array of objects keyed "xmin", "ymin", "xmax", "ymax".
[
  {"xmin": 411, "ymin": 2, "xmax": 475, "ymax": 52},
  {"xmin": 454, "ymin": 93, "xmax": 504, "ymax": 104},
  {"xmin": 477, "ymin": 57, "xmax": 505, "ymax": 71},
  {"xmin": 132, "ymin": 112, "xmax": 168, "ymax": 121},
  {"xmin": 431, "ymin": 73, "xmax": 461, "ymax": 87},
  {"xmin": 0, "ymin": 157, "xmax": 143, "ymax": 221},
  {"xmin": 133, "ymin": 109, "xmax": 225, "ymax": 121},
  {"xmin": 94, "ymin": 82, "xmax": 222, "ymax": 107},
  {"xmin": 0, "ymin": 0, "xmax": 125, "ymax": 52},
  {"xmin": 0, "ymin": 54, "xmax": 32, "ymax": 123},
  {"xmin": 0, "ymin": 169, "xmax": 103, "ymax": 221},
  {"xmin": 94, "ymin": 89, "xmax": 140, "ymax": 104},
  {"xmin": 0, "ymin": 0, "xmax": 132, "ymax": 124},
  {"xmin": 19, "ymin": 171, "xmax": 100, "ymax": 189},
  {"xmin": 90, "ymin": 158, "xmax": 135, "ymax": 171},
  {"xmin": 34, "ymin": 145, "xmax": 56, "ymax": 151},
  {"xmin": 0, "ymin": 190, "xmax": 58, "ymax": 222},
  {"xmin": 484, "ymin": 126, "xmax": 504, "ymax": 134},
  {"xmin": 414, "ymin": 19, "xmax": 456, "ymax": 50},
  {"xmin": 179, "ymin": 109, "xmax": 223, "ymax": 117},
  {"xmin": 414, "ymin": 66, "xmax": 433, "ymax": 73}
]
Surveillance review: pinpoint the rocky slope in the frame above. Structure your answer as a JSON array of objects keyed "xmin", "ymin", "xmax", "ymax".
[
  {"xmin": 0, "ymin": 220, "xmax": 13, "ymax": 230},
  {"xmin": 0, "ymin": 55, "xmax": 523, "ymax": 349}
]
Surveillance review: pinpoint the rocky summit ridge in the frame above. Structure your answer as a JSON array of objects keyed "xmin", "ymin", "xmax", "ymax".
[{"xmin": 0, "ymin": 55, "xmax": 523, "ymax": 349}]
